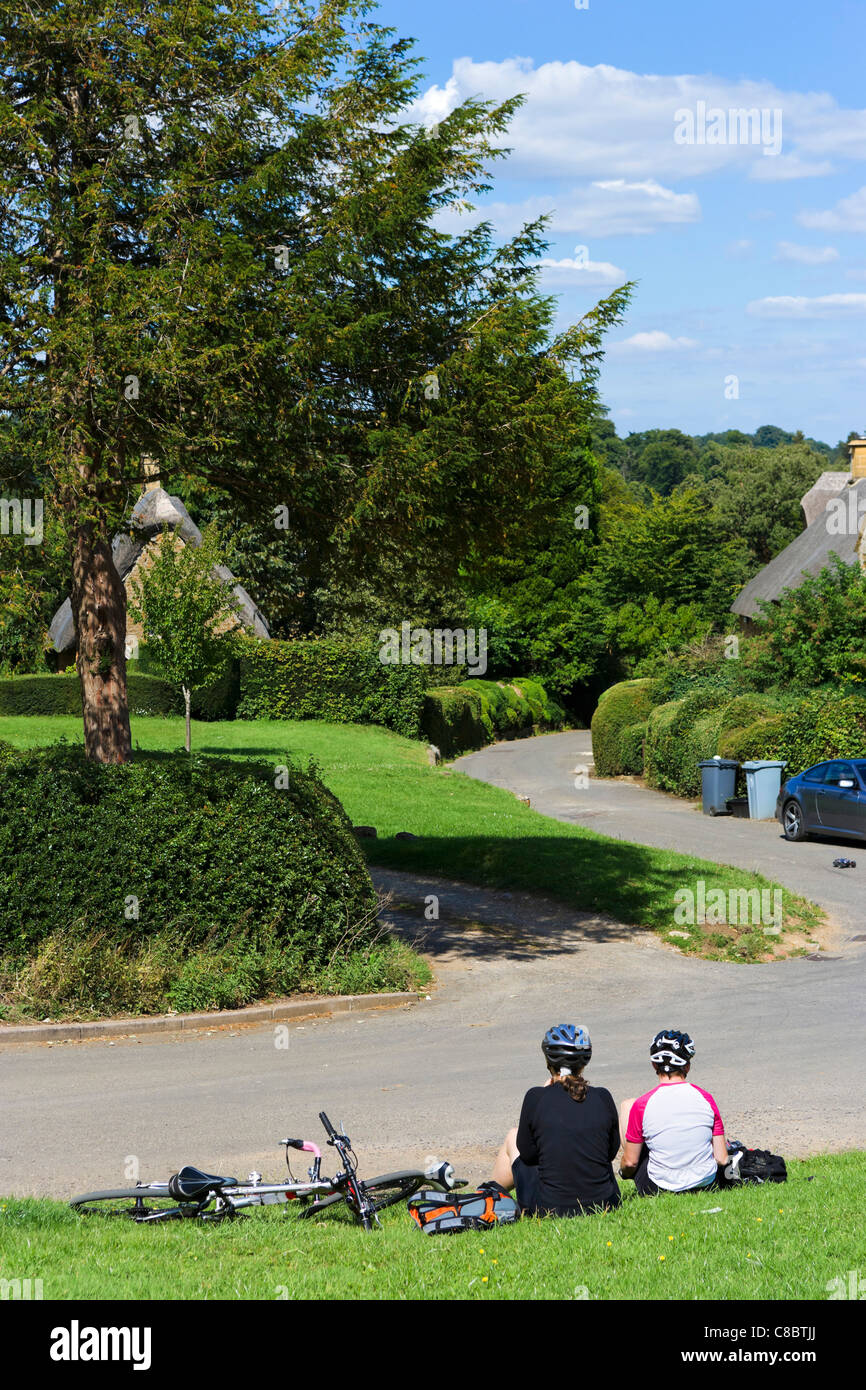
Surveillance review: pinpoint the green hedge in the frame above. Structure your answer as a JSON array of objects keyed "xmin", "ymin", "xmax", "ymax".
[
  {"xmin": 719, "ymin": 694, "xmax": 866, "ymax": 777},
  {"xmin": 0, "ymin": 746, "xmax": 379, "ymax": 1015},
  {"xmin": 422, "ymin": 677, "xmax": 566, "ymax": 758},
  {"xmin": 644, "ymin": 690, "xmax": 783, "ymax": 797},
  {"xmin": 236, "ymin": 636, "xmax": 426, "ymax": 739},
  {"xmin": 591, "ymin": 679, "xmax": 661, "ymax": 776},
  {"xmin": 618, "ymin": 721, "xmax": 648, "ymax": 775},
  {"xmin": 0, "ymin": 672, "xmax": 181, "ymax": 718},
  {"xmin": 719, "ymin": 716, "xmax": 787, "ymax": 766},
  {"xmin": 422, "ymin": 687, "xmax": 487, "ymax": 757}
]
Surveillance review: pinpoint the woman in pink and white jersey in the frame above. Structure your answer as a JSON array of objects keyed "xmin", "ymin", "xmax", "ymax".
[{"xmin": 619, "ymin": 1030, "xmax": 729, "ymax": 1196}]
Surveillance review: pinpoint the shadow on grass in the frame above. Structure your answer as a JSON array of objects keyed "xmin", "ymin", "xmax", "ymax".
[{"xmin": 366, "ymin": 832, "xmax": 819, "ymax": 964}]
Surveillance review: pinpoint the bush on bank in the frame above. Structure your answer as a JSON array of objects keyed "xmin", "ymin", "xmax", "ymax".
[
  {"xmin": 0, "ymin": 746, "xmax": 426, "ymax": 1020},
  {"xmin": 590, "ymin": 678, "xmax": 661, "ymax": 776},
  {"xmin": 593, "ymin": 671, "xmax": 866, "ymax": 797},
  {"xmin": 422, "ymin": 678, "xmax": 566, "ymax": 757}
]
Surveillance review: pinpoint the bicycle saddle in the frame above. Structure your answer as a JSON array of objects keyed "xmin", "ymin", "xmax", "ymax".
[{"xmin": 168, "ymin": 1165, "xmax": 238, "ymax": 1201}]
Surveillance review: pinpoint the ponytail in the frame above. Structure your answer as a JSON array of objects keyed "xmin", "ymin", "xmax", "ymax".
[{"xmin": 549, "ymin": 1066, "xmax": 589, "ymax": 1102}]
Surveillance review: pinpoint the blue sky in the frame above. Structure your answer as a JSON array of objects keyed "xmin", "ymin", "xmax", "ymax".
[{"xmin": 374, "ymin": 0, "xmax": 866, "ymax": 443}]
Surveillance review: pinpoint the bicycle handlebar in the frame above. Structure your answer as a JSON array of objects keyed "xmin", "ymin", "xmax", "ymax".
[{"xmin": 319, "ymin": 1111, "xmax": 337, "ymax": 1139}]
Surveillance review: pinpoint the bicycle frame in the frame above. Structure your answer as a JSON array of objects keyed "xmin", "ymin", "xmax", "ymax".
[
  {"xmin": 130, "ymin": 1113, "xmax": 379, "ymax": 1227},
  {"xmin": 72, "ymin": 1110, "xmax": 460, "ymax": 1230}
]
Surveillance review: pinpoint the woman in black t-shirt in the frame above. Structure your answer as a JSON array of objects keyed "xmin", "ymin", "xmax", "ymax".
[{"xmin": 491, "ymin": 1024, "xmax": 621, "ymax": 1216}]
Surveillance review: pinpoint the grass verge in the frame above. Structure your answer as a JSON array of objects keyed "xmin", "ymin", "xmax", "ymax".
[{"xmin": 0, "ymin": 1151, "xmax": 859, "ymax": 1301}]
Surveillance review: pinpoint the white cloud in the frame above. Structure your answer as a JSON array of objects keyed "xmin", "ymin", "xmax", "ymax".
[
  {"xmin": 798, "ymin": 185, "xmax": 866, "ymax": 232},
  {"xmin": 775, "ymin": 242, "xmax": 839, "ymax": 264},
  {"xmin": 410, "ymin": 58, "xmax": 866, "ymax": 182},
  {"xmin": 749, "ymin": 155, "xmax": 834, "ymax": 182},
  {"xmin": 614, "ymin": 331, "xmax": 698, "ymax": 352},
  {"xmin": 537, "ymin": 256, "xmax": 627, "ymax": 287},
  {"xmin": 747, "ymin": 293, "xmax": 866, "ymax": 318},
  {"xmin": 435, "ymin": 178, "xmax": 700, "ymax": 239}
]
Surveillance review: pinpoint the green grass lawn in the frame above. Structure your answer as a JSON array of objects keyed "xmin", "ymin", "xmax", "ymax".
[
  {"xmin": 0, "ymin": 1152, "xmax": 859, "ymax": 1300},
  {"xmin": 0, "ymin": 715, "xmax": 823, "ymax": 961}
]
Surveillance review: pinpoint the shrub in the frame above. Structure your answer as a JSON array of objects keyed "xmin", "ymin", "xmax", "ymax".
[
  {"xmin": 422, "ymin": 677, "xmax": 565, "ymax": 756},
  {"xmin": 509, "ymin": 677, "xmax": 567, "ymax": 731},
  {"xmin": 462, "ymin": 679, "xmax": 533, "ymax": 738},
  {"xmin": 190, "ymin": 662, "xmax": 241, "ymax": 721},
  {"xmin": 0, "ymin": 748, "xmax": 377, "ymax": 1003},
  {"xmin": 591, "ymin": 679, "xmax": 661, "ymax": 776},
  {"xmin": 0, "ymin": 672, "xmax": 180, "ymax": 717},
  {"xmin": 749, "ymin": 556, "xmax": 866, "ymax": 689},
  {"xmin": 644, "ymin": 690, "xmax": 785, "ymax": 797},
  {"xmin": 422, "ymin": 687, "xmax": 488, "ymax": 757},
  {"xmin": 720, "ymin": 694, "xmax": 866, "ymax": 778},
  {"xmin": 2, "ymin": 920, "xmax": 429, "ymax": 1020},
  {"xmin": 236, "ymin": 636, "xmax": 426, "ymax": 739},
  {"xmin": 719, "ymin": 716, "xmax": 786, "ymax": 765},
  {"xmin": 618, "ymin": 721, "xmax": 647, "ymax": 775},
  {"xmin": 644, "ymin": 691, "xmax": 726, "ymax": 796},
  {"xmin": 642, "ymin": 634, "xmax": 765, "ymax": 703}
]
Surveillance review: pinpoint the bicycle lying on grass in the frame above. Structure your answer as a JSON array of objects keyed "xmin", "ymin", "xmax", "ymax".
[{"xmin": 70, "ymin": 1111, "xmax": 464, "ymax": 1231}]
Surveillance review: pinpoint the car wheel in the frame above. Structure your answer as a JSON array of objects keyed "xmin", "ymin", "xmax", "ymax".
[{"xmin": 782, "ymin": 799, "xmax": 809, "ymax": 842}]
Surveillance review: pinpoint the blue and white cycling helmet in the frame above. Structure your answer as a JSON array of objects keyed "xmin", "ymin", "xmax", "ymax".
[
  {"xmin": 542, "ymin": 1024, "xmax": 592, "ymax": 1071},
  {"xmin": 650, "ymin": 1029, "xmax": 695, "ymax": 1073}
]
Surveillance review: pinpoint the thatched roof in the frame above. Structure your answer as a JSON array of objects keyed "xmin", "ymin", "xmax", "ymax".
[
  {"xmin": 48, "ymin": 487, "xmax": 270, "ymax": 653},
  {"xmin": 731, "ymin": 476, "xmax": 866, "ymax": 619},
  {"xmin": 800, "ymin": 471, "xmax": 850, "ymax": 527}
]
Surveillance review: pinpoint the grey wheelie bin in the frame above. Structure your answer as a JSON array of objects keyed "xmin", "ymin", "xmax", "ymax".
[
  {"xmin": 742, "ymin": 760, "xmax": 787, "ymax": 820},
  {"xmin": 698, "ymin": 757, "xmax": 740, "ymax": 815}
]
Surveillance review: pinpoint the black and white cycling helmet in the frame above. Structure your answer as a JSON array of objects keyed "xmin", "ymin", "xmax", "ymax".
[
  {"xmin": 650, "ymin": 1029, "xmax": 695, "ymax": 1073},
  {"xmin": 542, "ymin": 1024, "xmax": 592, "ymax": 1072}
]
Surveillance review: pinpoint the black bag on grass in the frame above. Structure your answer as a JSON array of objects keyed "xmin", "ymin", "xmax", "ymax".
[{"xmin": 725, "ymin": 1142, "xmax": 787, "ymax": 1184}]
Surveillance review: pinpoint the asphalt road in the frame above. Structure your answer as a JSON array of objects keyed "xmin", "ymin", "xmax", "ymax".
[{"xmin": 3, "ymin": 732, "xmax": 864, "ymax": 1198}]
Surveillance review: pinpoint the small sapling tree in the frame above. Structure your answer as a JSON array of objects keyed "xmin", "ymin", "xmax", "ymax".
[{"xmin": 129, "ymin": 527, "xmax": 240, "ymax": 752}]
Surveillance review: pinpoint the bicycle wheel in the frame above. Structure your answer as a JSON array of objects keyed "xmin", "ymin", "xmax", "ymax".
[
  {"xmin": 70, "ymin": 1187, "xmax": 201, "ymax": 1220},
  {"xmin": 296, "ymin": 1171, "xmax": 425, "ymax": 1221}
]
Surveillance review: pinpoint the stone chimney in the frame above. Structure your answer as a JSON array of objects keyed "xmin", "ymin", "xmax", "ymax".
[{"xmin": 847, "ymin": 438, "xmax": 866, "ymax": 479}]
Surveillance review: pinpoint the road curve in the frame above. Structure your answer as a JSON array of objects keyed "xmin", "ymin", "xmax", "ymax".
[{"xmin": 456, "ymin": 731, "xmax": 866, "ymax": 940}]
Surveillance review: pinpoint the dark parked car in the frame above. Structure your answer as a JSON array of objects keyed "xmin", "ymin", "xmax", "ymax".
[{"xmin": 776, "ymin": 759, "xmax": 866, "ymax": 842}]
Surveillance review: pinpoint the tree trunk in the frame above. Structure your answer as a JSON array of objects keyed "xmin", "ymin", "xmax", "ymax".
[
  {"xmin": 70, "ymin": 521, "xmax": 133, "ymax": 763},
  {"xmin": 183, "ymin": 685, "xmax": 191, "ymax": 753}
]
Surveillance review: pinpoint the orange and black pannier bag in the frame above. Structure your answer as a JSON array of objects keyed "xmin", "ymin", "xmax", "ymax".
[{"xmin": 408, "ymin": 1181, "xmax": 520, "ymax": 1235}]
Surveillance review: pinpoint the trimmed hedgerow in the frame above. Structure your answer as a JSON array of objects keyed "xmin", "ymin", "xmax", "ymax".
[
  {"xmin": 591, "ymin": 679, "xmax": 661, "ymax": 776},
  {"xmin": 719, "ymin": 716, "xmax": 787, "ymax": 767},
  {"xmin": 462, "ymin": 679, "xmax": 533, "ymax": 739},
  {"xmin": 422, "ymin": 678, "xmax": 565, "ymax": 757},
  {"xmin": 236, "ymin": 636, "xmax": 426, "ymax": 739},
  {"xmin": 0, "ymin": 746, "xmax": 376, "ymax": 957},
  {"xmin": 719, "ymin": 693, "xmax": 866, "ymax": 778},
  {"xmin": 644, "ymin": 690, "xmax": 784, "ymax": 798},
  {"xmin": 618, "ymin": 721, "xmax": 648, "ymax": 775},
  {"xmin": 644, "ymin": 692, "xmax": 723, "ymax": 797},
  {"xmin": 422, "ymin": 686, "xmax": 487, "ymax": 757},
  {"xmin": 0, "ymin": 745, "xmax": 426, "ymax": 1019},
  {"xmin": 0, "ymin": 672, "xmax": 181, "ymax": 717}
]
